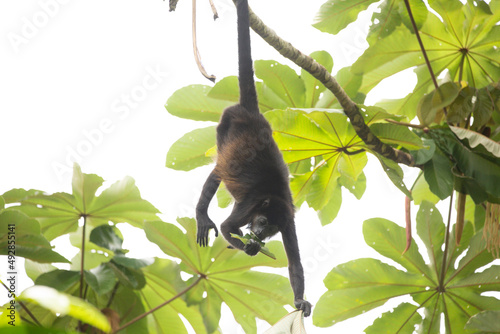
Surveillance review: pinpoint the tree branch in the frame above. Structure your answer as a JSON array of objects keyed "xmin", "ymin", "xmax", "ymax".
[
  {"xmin": 113, "ymin": 276, "xmax": 203, "ymax": 333},
  {"xmin": 245, "ymin": 5, "xmax": 415, "ymax": 167}
]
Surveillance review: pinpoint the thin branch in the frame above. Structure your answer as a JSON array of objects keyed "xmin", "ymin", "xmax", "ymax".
[
  {"xmin": 78, "ymin": 215, "xmax": 87, "ymax": 331},
  {"xmin": 106, "ymin": 282, "xmax": 120, "ymax": 309},
  {"xmin": 113, "ymin": 276, "xmax": 203, "ymax": 333},
  {"xmin": 244, "ymin": 4, "xmax": 415, "ymax": 167},
  {"xmin": 439, "ymin": 192, "xmax": 455, "ymax": 291},
  {"xmin": 192, "ymin": 0, "xmax": 216, "ymax": 82},
  {"xmin": 79, "ymin": 215, "xmax": 87, "ymax": 300},
  {"xmin": 403, "ymin": 0, "xmax": 438, "ymax": 89},
  {"xmin": 403, "ymin": 0, "xmax": 447, "ymax": 117}
]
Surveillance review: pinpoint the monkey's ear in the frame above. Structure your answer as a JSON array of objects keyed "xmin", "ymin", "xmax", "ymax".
[{"xmin": 262, "ymin": 198, "xmax": 270, "ymax": 208}]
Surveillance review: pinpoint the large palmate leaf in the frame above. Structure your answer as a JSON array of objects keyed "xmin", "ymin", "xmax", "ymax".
[
  {"xmin": 144, "ymin": 218, "xmax": 293, "ymax": 334},
  {"xmin": 313, "ymin": 201, "xmax": 500, "ymax": 332},
  {"xmin": 140, "ymin": 258, "xmax": 208, "ymax": 334},
  {"xmin": 351, "ymin": 0, "xmax": 500, "ymax": 118},
  {"xmin": 265, "ymin": 108, "xmax": 367, "ymax": 224},
  {"xmin": 2, "ymin": 164, "xmax": 160, "ymax": 240}
]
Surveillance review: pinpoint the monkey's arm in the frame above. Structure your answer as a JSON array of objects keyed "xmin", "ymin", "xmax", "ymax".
[
  {"xmin": 220, "ymin": 204, "xmax": 261, "ymax": 255},
  {"xmin": 196, "ymin": 170, "xmax": 221, "ymax": 246},
  {"xmin": 282, "ymin": 225, "xmax": 312, "ymax": 317}
]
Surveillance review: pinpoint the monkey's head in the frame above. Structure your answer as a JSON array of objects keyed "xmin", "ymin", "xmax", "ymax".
[{"xmin": 248, "ymin": 197, "xmax": 293, "ymax": 240}]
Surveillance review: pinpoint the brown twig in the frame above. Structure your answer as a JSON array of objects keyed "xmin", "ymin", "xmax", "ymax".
[
  {"xmin": 385, "ymin": 118, "xmax": 427, "ymax": 129},
  {"xmin": 192, "ymin": 0, "xmax": 216, "ymax": 82},
  {"xmin": 208, "ymin": 0, "xmax": 218, "ymax": 20}
]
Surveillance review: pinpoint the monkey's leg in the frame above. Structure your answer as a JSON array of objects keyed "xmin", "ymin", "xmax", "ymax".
[
  {"xmin": 282, "ymin": 225, "xmax": 313, "ymax": 317},
  {"xmin": 196, "ymin": 170, "xmax": 221, "ymax": 247}
]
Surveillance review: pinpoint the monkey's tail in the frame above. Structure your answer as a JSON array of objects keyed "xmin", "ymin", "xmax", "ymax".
[{"xmin": 237, "ymin": 0, "xmax": 259, "ymax": 113}]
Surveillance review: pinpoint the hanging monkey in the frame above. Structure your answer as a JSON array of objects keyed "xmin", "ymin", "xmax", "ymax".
[{"xmin": 195, "ymin": 0, "xmax": 312, "ymax": 316}]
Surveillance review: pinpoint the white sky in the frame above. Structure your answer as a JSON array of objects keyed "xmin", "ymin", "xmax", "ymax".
[{"xmin": 0, "ymin": 1, "xmax": 426, "ymax": 333}]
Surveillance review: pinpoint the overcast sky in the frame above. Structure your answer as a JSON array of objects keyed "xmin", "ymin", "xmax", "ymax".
[{"xmin": 0, "ymin": 1, "xmax": 426, "ymax": 333}]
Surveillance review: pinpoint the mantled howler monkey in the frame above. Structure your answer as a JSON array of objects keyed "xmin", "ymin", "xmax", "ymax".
[{"xmin": 195, "ymin": 0, "xmax": 312, "ymax": 316}]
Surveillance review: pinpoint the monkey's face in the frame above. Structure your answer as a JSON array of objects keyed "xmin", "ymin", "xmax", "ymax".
[
  {"xmin": 248, "ymin": 198, "xmax": 285, "ymax": 240},
  {"xmin": 250, "ymin": 215, "xmax": 279, "ymax": 240}
]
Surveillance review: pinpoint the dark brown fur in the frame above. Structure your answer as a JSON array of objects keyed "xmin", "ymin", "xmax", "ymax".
[{"xmin": 195, "ymin": 0, "xmax": 312, "ymax": 316}]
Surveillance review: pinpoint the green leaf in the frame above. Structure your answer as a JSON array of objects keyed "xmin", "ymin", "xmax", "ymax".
[
  {"xmin": 423, "ymin": 147, "xmax": 454, "ymax": 200},
  {"xmin": 313, "ymin": 0, "xmax": 380, "ymax": 35},
  {"xmin": 265, "ymin": 109, "xmax": 341, "ymax": 163},
  {"xmin": 5, "ymin": 165, "xmax": 160, "ymax": 240},
  {"xmin": 339, "ymin": 171, "xmax": 366, "ymax": 200},
  {"xmin": 465, "ymin": 310, "xmax": 500, "ymax": 332},
  {"xmin": 417, "ymin": 82, "xmax": 460, "ymax": 126},
  {"xmin": 139, "ymin": 258, "xmax": 206, "ymax": 334},
  {"xmin": 88, "ymin": 175, "xmax": 160, "ymax": 228},
  {"xmin": 416, "ymin": 201, "xmax": 444, "ymax": 277},
  {"xmin": 354, "ymin": 1, "xmax": 500, "ymax": 115},
  {"xmin": 0, "ymin": 211, "xmax": 69, "ymax": 263},
  {"xmin": 230, "ymin": 233, "xmax": 276, "ymax": 259},
  {"xmin": 71, "ymin": 164, "xmax": 103, "ymax": 212},
  {"xmin": 0, "ymin": 326, "xmax": 78, "ymax": 333},
  {"xmin": 24, "ymin": 260, "xmax": 57, "ymax": 282},
  {"xmin": 301, "ymin": 51, "xmax": 333, "ymax": 108},
  {"xmin": 374, "ymin": 154, "xmax": 412, "ymax": 198},
  {"xmin": 165, "ymin": 84, "xmax": 231, "ymax": 122},
  {"xmin": 207, "ymin": 76, "xmax": 239, "ymax": 102},
  {"xmin": 318, "ymin": 184, "xmax": 342, "ymax": 226},
  {"xmin": 431, "ymin": 127, "xmax": 500, "ymax": 199},
  {"xmin": 313, "ymin": 258, "xmax": 426, "ymax": 327},
  {"xmin": 18, "ymin": 286, "xmax": 110, "ymax": 333},
  {"xmin": 447, "ymin": 86, "xmax": 476, "ymax": 124},
  {"xmin": 450, "ymin": 126, "xmax": 500, "ymax": 158},
  {"xmin": 370, "ymin": 123, "xmax": 423, "ymax": 150},
  {"xmin": 255, "ymin": 60, "xmax": 306, "ymax": 108},
  {"xmin": 364, "ymin": 303, "xmax": 422, "ymax": 334},
  {"xmin": 89, "ymin": 225, "xmax": 124, "ymax": 253},
  {"xmin": 410, "ymin": 138, "xmax": 436, "ymax": 165},
  {"xmin": 106, "ymin": 260, "xmax": 146, "ymax": 290},
  {"xmin": 113, "ymin": 256, "xmax": 154, "ymax": 270},
  {"xmin": 35, "ymin": 270, "xmax": 80, "ymax": 292},
  {"xmin": 472, "ymin": 84, "xmax": 500, "ymax": 130},
  {"xmin": 307, "ymin": 159, "xmax": 341, "ymax": 211},
  {"xmin": 411, "ymin": 172, "xmax": 440, "ymax": 205},
  {"xmin": 84, "ymin": 265, "xmax": 116, "ymax": 295},
  {"xmin": 316, "ymin": 201, "xmax": 500, "ymax": 332},
  {"xmin": 166, "ymin": 126, "xmax": 216, "ymax": 171},
  {"xmin": 207, "ymin": 75, "xmax": 289, "ymax": 111},
  {"xmin": 145, "ymin": 218, "xmax": 293, "ymax": 331},
  {"xmin": 363, "ymin": 218, "xmax": 434, "ymax": 282}
]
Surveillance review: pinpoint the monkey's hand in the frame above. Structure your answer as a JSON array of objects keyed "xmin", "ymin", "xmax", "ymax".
[
  {"xmin": 243, "ymin": 239, "xmax": 261, "ymax": 256},
  {"xmin": 294, "ymin": 299, "xmax": 312, "ymax": 317},
  {"xmin": 196, "ymin": 216, "xmax": 219, "ymax": 247}
]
